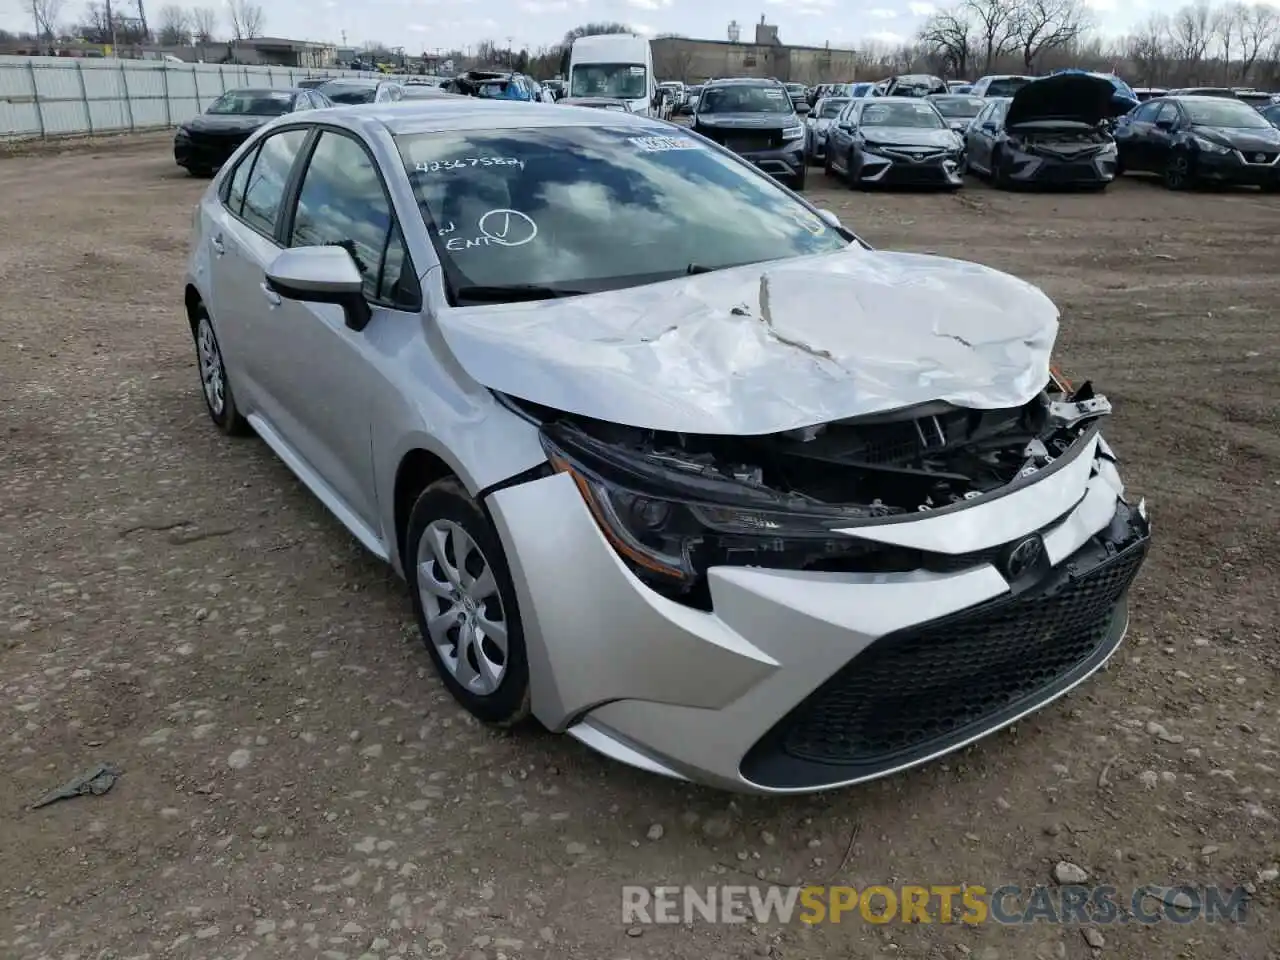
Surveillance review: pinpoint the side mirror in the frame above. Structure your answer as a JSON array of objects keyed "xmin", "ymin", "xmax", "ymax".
[
  {"xmin": 1155, "ymin": 118, "xmax": 1174, "ymax": 131},
  {"xmin": 795, "ymin": 102, "xmax": 811, "ymax": 115},
  {"xmin": 981, "ymin": 121, "xmax": 997, "ymax": 133},
  {"xmin": 817, "ymin": 209, "xmax": 841, "ymax": 228},
  {"xmin": 265, "ymin": 246, "xmax": 372, "ymax": 332}
]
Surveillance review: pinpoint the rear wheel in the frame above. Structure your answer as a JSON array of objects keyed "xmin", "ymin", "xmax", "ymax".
[
  {"xmin": 192, "ymin": 305, "xmax": 249, "ymax": 436},
  {"xmin": 1163, "ymin": 151, "xmax": 1194, "ymax": 190}
]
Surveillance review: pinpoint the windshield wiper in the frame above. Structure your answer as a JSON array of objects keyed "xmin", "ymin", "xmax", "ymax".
[{"xmin": 453, "ymin": 284, "xmax": 586, "ymax": 304}]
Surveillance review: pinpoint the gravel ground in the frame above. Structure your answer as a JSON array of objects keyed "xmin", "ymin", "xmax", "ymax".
[{"xmin": 1, "ymin": 132, "xmax": 1277, "ymax": 960}]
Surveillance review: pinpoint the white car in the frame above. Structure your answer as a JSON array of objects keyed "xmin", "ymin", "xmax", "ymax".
[{"xmin": 183, "ymin": 99, "xmax": 1151, "ymax": 794}]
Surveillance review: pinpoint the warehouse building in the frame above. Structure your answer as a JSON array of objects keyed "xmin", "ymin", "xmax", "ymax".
[{"xmin": 652, "ymin": 17, "xmax": 856, "ymax": 85}]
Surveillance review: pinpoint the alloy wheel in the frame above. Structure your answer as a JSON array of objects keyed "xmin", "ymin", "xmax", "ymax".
[
  {"xmin": 196, "ymin": 316, "xmax": 225, "ymax": 417},
  {"xmin": 416, "ymin": 518, "xmax": 509, "ymax": 696},
  {"xmin": 1165, "ymin": 154, "xmax": 1190, "ymax": 190}
]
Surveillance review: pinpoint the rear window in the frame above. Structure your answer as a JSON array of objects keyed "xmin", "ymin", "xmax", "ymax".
[
  {"xmin": 321, "ymin": 84, "xmax": 379, "ymax": 104},
  {"xmin": 984, "ymin": 77, "xmax": 1032, "ymax": 97},
  {"xmin": 931, "ymin": 96, "xmax": 985, "ymax": 118},
  {"xmin": 207, "ymin": 90, "xmax": 294, "ymax": 116},
  {"xmin": 396, "ymin": 125, "xmax": 849, "ymax": 303}
]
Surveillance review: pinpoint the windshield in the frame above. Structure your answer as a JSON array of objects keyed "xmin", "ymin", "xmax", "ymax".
[
  {"xmin": 321, "ymin": 83, "xmax": 378, "ymax": 104},
  {"xmin": 817, "ymin": 98, "xmax": 849, "ymax": 118},
  {"xmin": 396, "ymin": 126, "xmax": 849, "ymax": 303},
  {"xmin": 984, "ymin": 77, "xmax": 1033, "ymax": 97},
  {"xmin": 860, "ymin": 101, "xmax": 945, "ymax": 129},
  {"xmin": 698, "ymin": 85, "xmax": 793, "ymax": 114},
  {"xmin": 931, "ymin": 96, "xmax": 985, "ymax": 118},
  {"xmin": 1184, "ymin": 99, "xmax": 1272, "ymax": 128},
  {"xmin": 570, "ymin": 63, "xmax": 647, "ymax": 99},
  {"xmin": 207, "ymin": 90, "xmax": 294, "ymax": 116}
]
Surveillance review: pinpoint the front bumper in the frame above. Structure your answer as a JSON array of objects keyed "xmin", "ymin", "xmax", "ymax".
[
  {"xmin": 486, "ymin": 434, "xmax": 1150, "ymax": 794},
  {"xmin": 729, "ymin": 140, "xmax": 806, "ymax": 181},
  {"xmin": 1004, "ymin": 146, "xmax": 1118, "ymax": 185},
  {"xmin": 174, "ymin": 133, "xmax": 248, "ymax": 171},
  {"xmin": 855, "ymin": 146, "xmax": 965, "ymax": 187},
  {"xmin": 1192, "ymin": 148, "xmax": 1280, "ymax": 186}
]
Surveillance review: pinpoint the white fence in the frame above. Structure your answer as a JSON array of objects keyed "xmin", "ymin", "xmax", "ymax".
[{"xmin": 0, "ymin": 56, "xmax": 380, "ymax": 140}]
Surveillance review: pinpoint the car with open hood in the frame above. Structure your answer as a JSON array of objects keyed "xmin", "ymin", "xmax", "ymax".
[
  {"xmin": 963, "ymin": 74, "xmax": 1123, "ymax": 188},
  {"xmin": 691, "ymin": 78, "xmax": 810, "ymax": 189},
  {"xmin": 926, "ymin": 93, "xmax": 986, "ymax": 133},
  {"xmin": 1112, "ymin": 94, "xmax": 1280, "ymax": 191},
  {"xmin": 804, "ymin": 96, "xmax": 850, "ymax": 162},
  {"xmin": 174, "ymin": 87, "xmax": 332, "ymax": 175},
  {"xmin": 824, "ymin": 96, "xmax": 965, "ymax": 188},
  {"xmin": 183, "ymin": 98, "xmax": 1150, "ymax": 794}
]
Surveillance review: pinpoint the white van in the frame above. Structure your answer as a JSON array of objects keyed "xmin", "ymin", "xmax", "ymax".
[{"xmin": 568, "ymin": 34, "xmax": 655, "ymax": 116}]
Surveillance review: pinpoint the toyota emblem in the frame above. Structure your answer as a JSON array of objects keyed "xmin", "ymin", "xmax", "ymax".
[{"xmin": 1002, "ymin": 535, "xmax": 1045, "ymax": 581}]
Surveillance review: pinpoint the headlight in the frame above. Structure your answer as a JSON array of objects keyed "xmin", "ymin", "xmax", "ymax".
[
  {"xmin": 782, "ymin": 125, "xmax": 804, "ymax": 141},
  {"xmin": 541, "ymin": 425, "xmax": 897, "ymax": 599},
  {"xmin": 175, "ymin": 126, "xmax": 191, "ymax": 139},
  {"xmin": 1192, "ymin": 136, "xmax": 1230, "ymax": 154}
]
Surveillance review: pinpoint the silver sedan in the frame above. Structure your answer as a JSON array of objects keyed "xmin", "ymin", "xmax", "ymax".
[{"xmin": 184, "ymin": 99, "xmax": 1150, "ymax": 793}]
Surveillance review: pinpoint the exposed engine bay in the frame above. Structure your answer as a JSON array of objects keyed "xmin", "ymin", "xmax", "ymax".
[
  {"xmin": 1008, "ymin": 124, "xmax": 1112, "ymax": 156},
  {"xmin": 516, "ymin": 376, "xmax": 1114, "ymax": 606}
]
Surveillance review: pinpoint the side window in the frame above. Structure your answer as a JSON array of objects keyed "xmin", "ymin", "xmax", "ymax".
[
  {"xmin": 223, "ymin": 145, "xmax": 259, "ymax": 217},
  {"xmin": 288, "ymin": 131, "xmax": 417, "ymax": 308},
  {"xmin": 292, "ymin": 94, "xmax": 310, "ymax": 112},
  {"xmin": 1154, "ymin": 102, "xmax": 1178, "ymax": 126},
  {"xmin": 1131, "ymin": 101, "xmax": 1159, "ymax": 122},
  {"xmin": 240, "ymin": 128, "xmax": 309, "ymax": 237}
]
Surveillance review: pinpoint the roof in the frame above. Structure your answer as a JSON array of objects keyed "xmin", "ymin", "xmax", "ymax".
[
  {"xmin": 316, "ymin": 98, "xmax": 667, "ymax": 136},
  {"xmin": 703, "ymin": 77, "xmax": 785, "ymax": 87}
]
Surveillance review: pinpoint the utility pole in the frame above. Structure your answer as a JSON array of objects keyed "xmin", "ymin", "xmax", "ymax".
[
  {"xmin": 136, "ymin": 0, "xmax": 149, "ymax": 40},
  {"xmin": 104, "ymin": 0, "xmax": 119, "ymax": 52}
]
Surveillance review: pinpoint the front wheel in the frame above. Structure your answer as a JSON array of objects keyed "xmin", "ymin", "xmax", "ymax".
[
  {"xmin": 406, "ymin": 478, "xmax": 531, "ymax": 727},
  {"xmin": 844, "ymin": 149, "xmax": 860, "ymax": 189},
  {"xmin": 1163, "ymin": 151, "xmax": 1194, "ymax": 190},
  {"xmin": 792, "ymin": 169, "xmax": 807, "ymax": 191},
  {"xmin": 992, "ymin": 147, "xmax": 1014, "ymax": 189}
]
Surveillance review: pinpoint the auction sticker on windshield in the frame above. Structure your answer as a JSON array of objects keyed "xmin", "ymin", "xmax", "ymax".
[
  {"xmin": 415, "ymin": 157, "xmax": 525, "ymax": 173},
  {"xmin": 629, "ymin": 136, "xmax": 701, "ymax": 152}
]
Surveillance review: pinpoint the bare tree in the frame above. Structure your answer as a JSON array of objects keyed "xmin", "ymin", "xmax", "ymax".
[
  {"xmin": 1238, "ymin": 1, "xmax": 1280, "ymax": 82},
  {"xmin": 1013, "ymin": 0, "xmax": 1092, "ymax": 70},
  {"xmin": 191, "ymin": 5, "xmax": 217, "ymax": 42},
  {"xmin": 919, "ymin": 7, "xmax": 976, "ymax": 78},
  {"xmin": 32, "ymin": 0, "xmax": 66, "ymax": 43},
  {"xmin": 964, "ymin": 0, "xmax": 1022, "ymax": 73},
  {"xmin": 226, "ymin": 0, "xmax": 263, "ymax": 40},
  {"xmin": 1169, "ymin": 1, "xmax": 1213, "ymax": 76},
  {"xmin": 1125, "ymin": 13, "xmax": 1173, "ymax": 86},
  {"xmin": 156, "ymin": 3, "xmax": 188, "ymax": 44}
]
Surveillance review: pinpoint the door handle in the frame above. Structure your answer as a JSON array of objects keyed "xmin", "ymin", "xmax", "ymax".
[
  {"xmin": 210, "ymin": 234, "xmax": 225, "ymax": 256},
  {"xmin": 260, "ymin": 282, "xmax": 281, "ymax": 307}
]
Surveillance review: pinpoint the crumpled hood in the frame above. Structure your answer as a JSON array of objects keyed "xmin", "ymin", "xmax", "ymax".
[
  {"xmin": 1006, "ymin": 74, "xmax": 1124, "ymax": 128},
  {"xmin": 860, "ymin": 126, "xmax": 959, "ymax": 148},
  {"xmin": 185, "ymin": 114, "xmax": 272, "ymax": 134},
  {"xmin": 434, "ymin": 251, "xmax": 1060, "ymax": 435}
]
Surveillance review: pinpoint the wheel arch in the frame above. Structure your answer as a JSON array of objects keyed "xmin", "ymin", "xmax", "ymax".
[
  {"xmin": 184, "ymin": 284, "xmax": 204, "ymax": 333},
  {"xmin": 393, "ymin": 448, "xmax": 457, "ymax": 574}
]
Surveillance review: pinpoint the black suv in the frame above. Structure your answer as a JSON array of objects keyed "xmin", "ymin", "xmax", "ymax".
[{"xmin": 690, "ymin": 78, "xmax": 810, "ymax": 190}]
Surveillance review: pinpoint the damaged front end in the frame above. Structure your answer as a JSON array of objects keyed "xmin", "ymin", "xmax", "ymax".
[
  {"xmin": 1007, "ymin": 124, "xmax": 1113, "ymax": 158},
  {"xmin": 528, "ymin": 372, "xmax": 1116, "ymax": 609}
]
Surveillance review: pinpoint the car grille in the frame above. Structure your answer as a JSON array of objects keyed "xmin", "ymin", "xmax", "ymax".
[
  {"xmin": 710, "ymin": 131, "xmax": 781, "ymax": 152},
  {"xmin": 1242, "ymin": 151, "xmax": 1278, "ymax": 164},
  {"xmin": 1037, "ymin": 161, "xmax": 1099, "ymax": 182},
  {"xmin": 741, "ymin": 532, "xmax": 1148, "ymax": 786}
]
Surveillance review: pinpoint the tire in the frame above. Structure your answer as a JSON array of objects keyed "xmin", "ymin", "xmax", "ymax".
[
  {"xmin": 844, "ymin": 149, "xmax": 860, "ymax": 189},
  {"xmin": 192, "ymin": 305, "xmax": 249, "ymax": 436},
  {"xmin": 406, "ymin": 478, "xmax": 531, "ymax": 727},
  {"xmin": 992, "ymin": 147, "xmax": 1013, "ymax": 189},
  {"xmin": 792, "ymin": 169, "xmax": 807, "ymax": 191},
  {"xmin": 823, "ymin": 152, "xmax": 835, "ymax": 178},
  {"xmin": 1163, "ymin": 151, "xmax": 1194, "ymax": 190}
]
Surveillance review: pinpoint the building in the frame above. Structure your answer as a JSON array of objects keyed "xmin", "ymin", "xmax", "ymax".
[
  {"xmin": 652, "ymin": 17, "xmax": 856, "ymax": 85},
  {"xmin": 229, "ymin": 37, "xmax": 337, "ymax": 68}
]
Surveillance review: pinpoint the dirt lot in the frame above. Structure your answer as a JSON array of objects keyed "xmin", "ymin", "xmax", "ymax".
[{"xmin": 1, "ymin": 132, "xmax": 1277, "ymax": 960}]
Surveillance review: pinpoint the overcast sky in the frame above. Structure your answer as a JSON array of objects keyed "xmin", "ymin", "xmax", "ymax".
[{"xmin": 1, "ymin": 0, "xmax": 1175, "ymax": 53}]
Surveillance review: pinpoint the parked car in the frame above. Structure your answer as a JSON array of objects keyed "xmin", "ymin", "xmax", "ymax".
[
  {"xmin": 316, "ymin": 78, "xmax": 404, "ymax": 104},
  {"xmin": 880, "ymin": 74, "xmax": 948, "ymax": 97},
  {"xmin": 658, "ymin": 80, "xmax": 685, "ymax": 108},
  {"xmin": 1167, "ymin": 86, "xmax": 1239, "ymax": 99},
  {"xmin": 969, "ymin": 74, "xmax": 1034, "ymax": 98},
  {"xmin": 844, "ymin": 81, "xmax": 876, "ymax": 99},
  {"xmin": 1263, "ymin": 102, "xmax": 1280, "ymax": 128},
  {"xmin": 1132, "ymin": 87, "xmax": 1168, "ymax": 102},
  {"xmin": 297, "ymin": 76, "xmax": 337, "ymax": 89},
  {"xmin": 1112, "ymin": 94, "xmax": 1280, "ymax": 191},
  {"xmin": 1234, "ymin": 89, "xmax": 1279, "ymax": 108},
  {"xmin": 962, "ymin": 74, "xmax": 1122, "ymax": 189},
  {"xmin": 926, "ymin": 93, "xmax": 986, "ymax": 133},
  {"xmin": 824, "ymin": 96, "xmax": 964, "ymax": 188},
  {"xmin": 559, "ymin": 96, "xmax": 633, "ymax": 112},
  {"xmin": 691, "ymin": 78, "xmax": 810, "ymax": 190},
  {"xmin": 399, "ymin": 85, "xmax": 463, "ymax": 101},
  {"xmin": 183, "ymin": 98, "xmax": 1149, "ymax": 794},
  {"xmin": 174, "ymin": 87, "xmax": 331, "ymax": 176},
  {"xmin": 680, "ymin": 84, "xmax": 703, "ymax": 115},
  {"xmin": 946, "ymin": 80, "xmax": 973, "ymax": 93},
  {"xmin": 805, "ymin": 96, "xmax": 850, "ymax": 164},
  {"xmin": 783, "ymin": 82, "xmax": 808, "ymax": 109}
]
